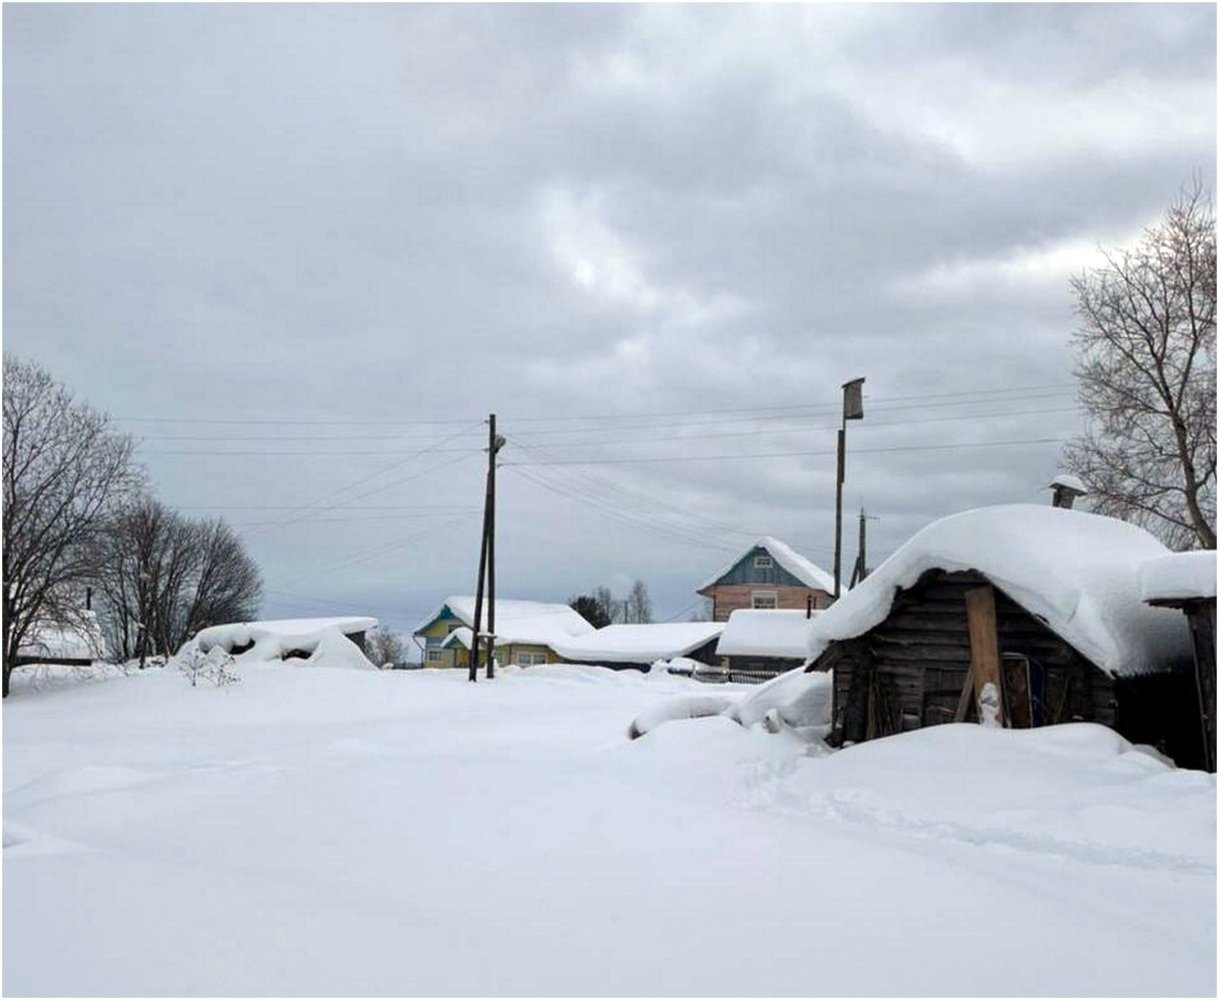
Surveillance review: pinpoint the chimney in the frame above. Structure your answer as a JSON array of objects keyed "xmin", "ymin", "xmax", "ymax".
[{"xmin": 1049, "ymin": 474, "xmax": 1088, "ymax": 509}]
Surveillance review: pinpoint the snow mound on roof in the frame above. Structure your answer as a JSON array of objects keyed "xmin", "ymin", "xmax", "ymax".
[
  {"xmin": 302, "ymin": 630, "xmax": 377, "ymax": 671},
  {"xmin": 552, "ymin": 622, "xmax": 724, "ymax": 664},
  {"xmin": 698, "ymin": 536, "xmax": 835, "ymax": 594},
  {"xmin": 193, "ymin": 617, "xmax": 376, "ymax": 656},
  {"xmin": 417, "ymin": 597, "xmax": 594, "ymax": 647},
  {"xmin": 806, "ymin": 505, "xmax": 1191, "ymax": 677},
  {"xmin": 1139, "ymin": 550, "xmax": 1217, "ymax": 604},
  {"xmin": 716, "ymin": 609, "xmax": 816, "ymax": 659}
]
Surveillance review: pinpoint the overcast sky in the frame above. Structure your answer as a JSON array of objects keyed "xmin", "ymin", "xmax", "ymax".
[{"xmin": 5, "ymin": 3, "xmax": 1216, "ymax": 639}]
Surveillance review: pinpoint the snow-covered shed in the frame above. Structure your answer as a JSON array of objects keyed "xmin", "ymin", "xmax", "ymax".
[
  {"xmin": 174, "ymin": 618, "xmax": 380, "ymax": 672},
  {"xmin": 696, "ymin": 537, "xmax": 835, "ymax": 621},
  {"xmin": 551, "ymin": 622, "xmax": 724, "ymax": 672},
  {"xmin": 715, "ymin": 609, "xmax": 817, "ymax": 681},
  {"xmin": 15, "ymin": 611, "xmax": 107, "ymax": 666},
  {"xmin": 1140, "ymin": 550, "xmax": 1216, "ymax": 771},
  {"xmin": 805, "ymin": 505, "xmax": 1202, "ymax": 766},
  {"xmin": 413, "ymin": 597, "xmax": 594, "ymax": 668}
]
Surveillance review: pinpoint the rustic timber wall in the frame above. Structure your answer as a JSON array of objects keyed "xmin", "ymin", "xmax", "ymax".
[{"xmin": 817, "ymin": 570, "xmax": 1119, "ymax": 746}]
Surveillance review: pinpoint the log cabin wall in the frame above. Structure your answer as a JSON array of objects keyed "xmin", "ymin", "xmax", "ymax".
[{"xmin": 820, "ymin": 570, "xmax": 1117, "ymax": 745}]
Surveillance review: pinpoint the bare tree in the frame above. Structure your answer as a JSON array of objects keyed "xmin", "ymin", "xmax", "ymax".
[
  {"xmin": 3, "ymin": 357, "xmax": 141, "ymax": 696},
  {"xmin": 591, "ymin": 585, "xmax": 621, "ymax": 625},
  {"xmin": 365, "ymin": 627, "xmax": 406, "ymax": 668},
  {"xmin": 1064, "ymin": 182, "xmax": 1216, "ymax": 550},
  {"xmin": 95, "ymin": 501, "xmax": 261, "ymax": 663},
  {"xmin": 621, "ymin": 579, "xmax": 653, "ymax": 624}
]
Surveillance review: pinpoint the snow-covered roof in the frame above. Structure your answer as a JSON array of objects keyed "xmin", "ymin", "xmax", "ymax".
[
  {"xmin": 194, "ymin": 617, "xmax": 377, "ymax": 655},
  {"xmin": 1139, "ymin": 550, "xmax": 1217, "ymax": 605},
  {"xmin": 552, "ymin": 622, "xmax": 724, "ymax": 664},
  {"xmin": 806, "ymin": 505, "xmax": 1192, "ymax": 678},
  {"xmin": 696, "ymin": 536, "xmax": 835, "ymax": 594},
  {"xmin": 716, "ymin": 609, "xmax": 817, "ymax": 659},
  {"xmin": 441, "ymin": 627, "xmax": 473, "ymax": 650},
  {"xmin": 414, "ymin": 597, "xmax": 594, "ymax": 648},
  {"xmin": 1049, "ymin": 473, "xmax": 1088, "ymax": 494},
  {"xmin": 17, "ymin": 612, "xmax": 106, "ymax": 662}
]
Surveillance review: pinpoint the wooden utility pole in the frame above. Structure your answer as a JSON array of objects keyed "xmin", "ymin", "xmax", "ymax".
[
  {"xmin": 468, "ymin": 469, "xmax": 491, "ymax": 684},
  {"xmin": 469, "ymin": 414, "xmax": 505, "ymax": 683},
  {"xmin": 849, "ymin": 508, "xmax": 870, "ymax": 588},
  {"xmin": 833, "ymin": 378, "xmax": 865, "ymax": 600},
  {"xmin": 486, "ymin": 414, "xmax": 498, "ymax": 680}
]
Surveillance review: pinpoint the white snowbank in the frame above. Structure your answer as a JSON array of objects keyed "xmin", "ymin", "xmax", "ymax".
[
  {"xmin": 807, "ymin": 504, "xmax": 1191, "ymax": 676},
  {"xmin": 1139, "ymin": 550, "xmax": 1217, "ymax": 604},
  {"xmin": 740, "ymin": 721, "xmax": 1215, "ymax": 870},
  {"xmin": 415, "ymin": 596, "xmax": 594, "ymax": 647},
  {"xmin": 727, "ymin": 666, "xmax": 833, "ymax": 732},
  {"xmin": 716, "ymin": 608, "xmax": 815, "ymax": 659},
  {"xmin": 697, "ymin": 535, "xmax": 835, "ymax": 593},
  {"xmin": 628, "ymin": 693, "xmax": 737, "ymax": 738},
  {"xmin": 552, "ymin": 622, "xmax": 724, "ymax": 664}
]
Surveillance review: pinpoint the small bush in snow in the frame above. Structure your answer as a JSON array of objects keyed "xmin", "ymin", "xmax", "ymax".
[{"xmin": 177, "ymin": 646, "xmax": 240, "ymax": 688}]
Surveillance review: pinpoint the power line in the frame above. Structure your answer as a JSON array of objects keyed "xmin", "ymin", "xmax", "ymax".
[
  {"xmin": 114, "ymin": 381, "xmax": 1076, "ymax": 429},
  {"xmin": 503, "ymin": 437, "xmax": 1068, "ymax": 467}
]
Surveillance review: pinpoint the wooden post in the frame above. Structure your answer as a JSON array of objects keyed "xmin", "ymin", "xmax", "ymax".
[
  {"xmin": 486, "ymin": 414, "xmax": 497, "ymax": 681},
  {"xmin": 964, "ymin": 585, "xmax": 1004, "ymax": 726},
  {"xmin": 833, "ymin": 427, "xmax": 844, "ymax": 599},
  {"xmin": 468, "ymin": 417, "xmax": 494, "ymax": 683}
]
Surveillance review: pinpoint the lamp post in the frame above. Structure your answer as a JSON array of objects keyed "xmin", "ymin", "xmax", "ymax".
[{"xmin": 833, "ymin": 377, "xmax": 865, "ymax": 600}]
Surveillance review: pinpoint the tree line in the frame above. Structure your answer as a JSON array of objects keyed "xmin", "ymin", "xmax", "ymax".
[
  {"xmin": 568, "ymin": 580, "xmax": 654, "ymax": 628},
  {"xmin": 3, "ymin": 356, "xmax": 261, "ymax": 695}
]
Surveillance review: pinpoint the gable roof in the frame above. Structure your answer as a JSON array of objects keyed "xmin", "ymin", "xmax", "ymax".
[
  {"xmin": 414, "ymin": 597, "xmax": 594, "ymax": 647},
  {"xmin": 716, "ymin": 609, "xmax": 817, "ymax": 659},
  {"xmin": 551, "ymin": 622, "xmax": 724, "ymax": 664},
  {"xmin": 697, "ymin": 536, "xmax": 835, "ymax": 594},
  {"xmin": 806, "ymin": 504, "xmax": 1192, "ymax": 677}
]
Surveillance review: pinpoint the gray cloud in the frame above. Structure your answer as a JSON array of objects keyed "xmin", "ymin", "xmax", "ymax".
[{"xmin": 5, "ymin": 3, "xmax": 1215, "ymax": 632}]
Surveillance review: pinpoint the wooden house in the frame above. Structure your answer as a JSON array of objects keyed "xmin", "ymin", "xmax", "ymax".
[
  {"xmin": 715, "ymin": 609, "xmax": 816, "ymax": 682},
  {"xmin": 551, "ymin": 622, "xmax": 724, "ymax": 672},
  {"xmin": 805, "ymin": 505, "xmax": 1204, "ymax": 768},
  {"xmin": 697, "ymin": 537, "xmax": 834, "ymax": 622},
  {"xmin": 412, "ymin": 596, "xmax": 594, "ymax": 668},
  {"xmin": 1140, "ymin": 551, "xmax": 1216, "ymax": 772}
]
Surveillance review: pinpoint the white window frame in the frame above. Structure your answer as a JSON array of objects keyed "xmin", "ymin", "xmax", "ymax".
[
  {"xmin": 426, "ymin": 648, "xmax": 444, "ymax": 663},
  {"xmin": 751, "ymin": 591, "xmax": 778, "ymax": 609},
  {"xmin": 517, "ymin": 652, "xmax": 547, "ymax": 666},
  {"xmin": 754, "ymin": 554, "xmax": 773, "ymax": 569}
]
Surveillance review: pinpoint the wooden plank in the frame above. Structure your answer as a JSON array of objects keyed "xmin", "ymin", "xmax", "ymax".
[
  {"xmin": 953, "ymin": 661, "xmax": 976, "ymax": 721},
  {"xmin": 964, "ymin": 585, "xmax": 1004, "ymax": 727}
]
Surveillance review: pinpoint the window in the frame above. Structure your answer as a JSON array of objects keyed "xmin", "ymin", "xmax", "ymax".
[
  {"xmin": 752, "ymin": 591, "xmax": 778, "ymax": 609},
  {"xmin": 517, "ymin": 652, "xmax": 547, "ymax": 666},
  {"xmin": 426, "ymin": 649, "xmax": 444, "ymax": 663},
  {"xmin": 754, "ymin": 555, "xmax": 773, "ymax": 569}
]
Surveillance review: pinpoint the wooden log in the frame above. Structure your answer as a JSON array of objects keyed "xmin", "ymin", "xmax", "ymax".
[{"xmin": 965, "ymin": 585, "xmax": 1004, "ymax": 727}]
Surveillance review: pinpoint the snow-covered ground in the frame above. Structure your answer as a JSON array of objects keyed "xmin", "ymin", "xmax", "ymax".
[{"xmin": 4, "ymin": 662, "xmax": 1215, "ymax": 996}]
